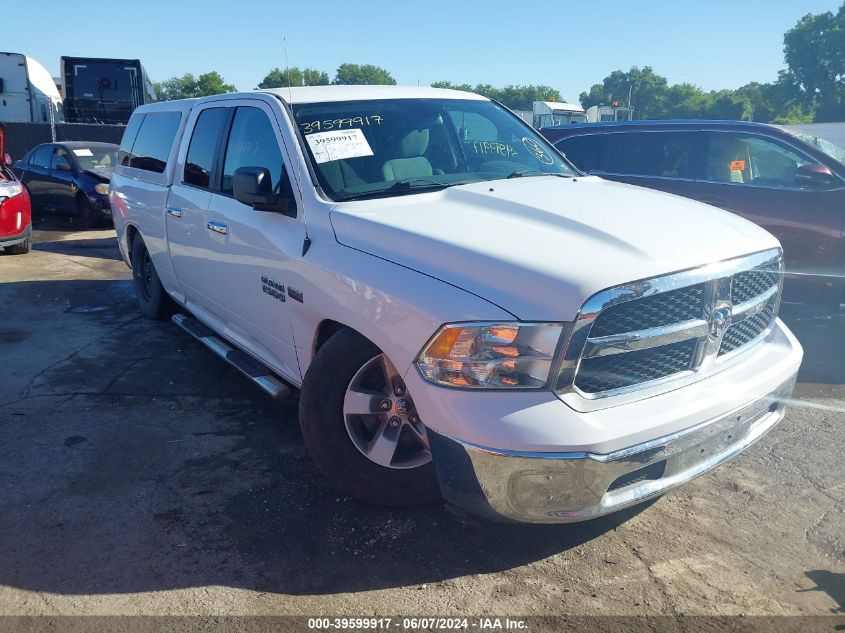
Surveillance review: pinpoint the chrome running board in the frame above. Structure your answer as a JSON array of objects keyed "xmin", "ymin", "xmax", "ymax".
[{"xmin": 171, "ymin": 313, "xmax": 292, "ymax": 400}]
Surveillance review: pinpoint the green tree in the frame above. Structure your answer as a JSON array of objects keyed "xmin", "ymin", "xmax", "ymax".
[
  {"xmin": 783, "ymin": 3, "xmax": 845, "ymax": 121},
  {"xmin": 257, "ymin": 67, "xmax": 329, "ymax": 89},
  {"xmin": 333, "ymin": 64, "xmax": 396, "ymax": 85},
  {"xmin": 153, "ymin": 72, "xmax": 235, "ymax": 101},
  {"xmin": 430, "ymin": 81, "xmax": 562, "ymax": 110},
  {"xmin": 579, "ymin": 67, "xmax": 669, "ymax": 119},
  {"xmin": 664, "ymin": 83, "xmax": 711, "ymax": 119}
]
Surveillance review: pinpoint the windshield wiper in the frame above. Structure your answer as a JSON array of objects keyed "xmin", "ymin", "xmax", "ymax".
[
  {"xmin": 385, "ymin": 178, "xmax": 452, "ymax": 192},
  {"xmin": 505, "ymin": 169, "xmax": 569, "ymax": 179},
  {"xmin": 334, "ymin": 179, "xmax": 460, "ymax": 202}
]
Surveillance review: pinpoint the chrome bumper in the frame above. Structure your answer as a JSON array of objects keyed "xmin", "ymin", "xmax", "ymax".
[{"xmin": 429, "ymin": 374, "xmax": 797, "ymax": 523}]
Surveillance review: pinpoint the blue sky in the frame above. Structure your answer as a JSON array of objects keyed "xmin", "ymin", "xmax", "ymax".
[{"xmin": 6, "ymin": 0, "xmax": 839, "ymax": 100}]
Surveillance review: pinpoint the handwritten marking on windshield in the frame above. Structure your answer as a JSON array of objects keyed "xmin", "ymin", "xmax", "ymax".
[
  {"xmin": 472, "ymin": 141, "xmax": 518, "ymax": 158},
  {"xmin": 301, "ymin": 115, "xmax": 383, "ymax": 135}
]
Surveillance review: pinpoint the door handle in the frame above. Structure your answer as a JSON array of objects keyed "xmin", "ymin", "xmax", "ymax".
[
  {"xmin": 166, "ymin": 206, "xmax": 183, "ymax": 218},
  {"xmin": 207, "ymin": 221, "xmax": 228, "ymax": 235}
]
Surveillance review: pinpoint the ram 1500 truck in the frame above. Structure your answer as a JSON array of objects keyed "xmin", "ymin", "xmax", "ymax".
[{"xmin": 110, "ymin": 86, "xmax": 802, "ymax": 523}]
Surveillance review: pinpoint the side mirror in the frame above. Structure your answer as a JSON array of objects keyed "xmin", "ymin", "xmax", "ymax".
[
  {"xmin": 55, "ymin": 161, "xmax": 72, "ymax": 172},
  {"xmin": 795, "ymin": 163, "xmax": 835, "ymax": 189},
  {"xmin": 233, "ymin": 166, "xmax": 296, "ymax": 216}
]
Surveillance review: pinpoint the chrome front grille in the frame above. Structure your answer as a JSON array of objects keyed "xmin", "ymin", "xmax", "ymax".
[
  {"xmin": 731, "ymin": 266, "xmax": 779, "ymax": 304},
  {"xmin": 556, "ymin": 250, "xmax": 783, "ymax": 408},
  {"xmin": 574, "ymin": 339, "xmax": 698, "ymax": 393},
  {"xmin": 590, "ymin": 285, "xmax": 705, "ymax": 338}
]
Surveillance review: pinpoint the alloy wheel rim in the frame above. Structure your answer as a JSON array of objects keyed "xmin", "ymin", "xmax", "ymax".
[{"xmin": 342, "ymin": 354, "xmax": 431, "ymax": 470}]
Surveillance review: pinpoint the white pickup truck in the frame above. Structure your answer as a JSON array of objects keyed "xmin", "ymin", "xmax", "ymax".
[{"xmin": 111, "ymin": 86, "xmax": 802, "ymax": 523}]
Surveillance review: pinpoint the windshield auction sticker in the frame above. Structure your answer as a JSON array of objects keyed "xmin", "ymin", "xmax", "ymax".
[{"xmin": 306, "ymin": 129, "xmax": 374, "ymax": 164}]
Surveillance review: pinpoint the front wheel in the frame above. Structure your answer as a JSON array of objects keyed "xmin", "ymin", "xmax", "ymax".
[
  {"xmin": 4, "ymin": 232, "xmax": 31, "ymax": 255},
  {"xmin": 299, "ymin": 329, "xmax": 441, "ymax": 506},
  {"xmin": 77, "ymin": 195, "xmax": 103, "ymax": 229}
]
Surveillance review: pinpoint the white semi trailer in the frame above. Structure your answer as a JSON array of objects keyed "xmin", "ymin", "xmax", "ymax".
[{"xmin": 0, "ymin": 52, "xmax": 63, "ymax": 123}]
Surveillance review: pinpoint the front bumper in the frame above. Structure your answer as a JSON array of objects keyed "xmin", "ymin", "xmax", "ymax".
[
  {"xmin": 429, "ymin": 374, "xmax": 797, "ymax": 523},
  {"xmin": 0, "ymin": 223, "xmax": 31, "ymax": 248}
]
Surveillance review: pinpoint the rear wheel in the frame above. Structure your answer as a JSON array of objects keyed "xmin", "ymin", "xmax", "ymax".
[
  {"xmin": 299, "ymin": 328, "xmax": 440, "ymax": 506},
  {"xmin": 130, "ymin": 233, "xmax": 176, "ymax": 320}
]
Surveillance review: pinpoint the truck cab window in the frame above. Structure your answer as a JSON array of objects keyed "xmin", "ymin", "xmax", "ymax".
[
  {"xmin": 221, "ymin": 107, "xmax": 284, "ymax": 196},
  {"xmin": 127, "ymin": 112, "xmax": 182, "ymax": 173},
  {"xmin": 184, "ymin": 108, "xmax": 228, "ymax": 189}
]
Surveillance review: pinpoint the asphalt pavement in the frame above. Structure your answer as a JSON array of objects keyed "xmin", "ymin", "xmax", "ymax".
[{"xmin": 0, "ymin": 216, "xmax": 842, "ymax": 619}]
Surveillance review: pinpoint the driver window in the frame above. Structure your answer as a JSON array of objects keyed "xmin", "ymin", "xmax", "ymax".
[
  {"xmin": 705, "ymin": 133, "xmax": 815, "ymax": 188},
  {"xmin": 221, "ymin": 107, "xmax": 285, "ymax": 196},
  {"xmin": 51, "ymin": 148, "xmax": 71, "ymax": 171}
]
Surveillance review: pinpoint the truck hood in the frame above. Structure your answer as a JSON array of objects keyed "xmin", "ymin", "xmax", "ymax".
[{"xmin": 329, "ymin": 176, "xmax": 780, "ymax": 321}]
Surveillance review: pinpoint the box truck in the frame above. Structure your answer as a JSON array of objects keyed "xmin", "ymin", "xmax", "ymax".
[
  {"xmin": 61, "ymin": 57, "xmax": 155, "ymax": 124},
  {"xmin": 0, "ymin": 52, "xmax": 64, "ymax": 123}
]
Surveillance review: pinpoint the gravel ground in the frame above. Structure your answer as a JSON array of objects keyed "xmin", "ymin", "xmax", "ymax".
[{"xmin": 0, "ymin": 218, "xmax": 842, "ymax": 621}]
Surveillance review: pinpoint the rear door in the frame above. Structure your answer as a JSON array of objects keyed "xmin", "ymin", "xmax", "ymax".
[
  {"xmin": 21, "ymin": 145, "xmax": 53, "ymax": 205},
  {"xmin": 695, "ymin": 131, "xmax": 845, "ymax": 300},
  {"xmin": 166, "ymin": 104, "xmax": 230, "ymax": 307},
  {"xmin": 556, "ymin": 130, "xmax": 703, "ymax": 200}
]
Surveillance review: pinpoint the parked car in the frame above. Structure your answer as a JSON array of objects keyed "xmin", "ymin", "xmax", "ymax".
[
  {"xmin": 0, "ymin": 123, "xmax": 32, "ymax": 254},
  {"xmin": 541, "ymin": 120, "xmax": 845, "ymax": 307},
  {"xmin": 111, "ymin": 87, "xmax": 802, "ymax": 523},
  {"xmin": 14, "ymin": 142, "xmax": 118, "ymax": 227}
]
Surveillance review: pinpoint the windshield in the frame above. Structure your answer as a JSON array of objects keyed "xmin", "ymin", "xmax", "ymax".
[
  {"xmin": 292, "ymin": 98, "xmax": 575, "ymax": 201},
  {"xmin": 782, "ymin": 129, "xmax": 845, "ymax": 165},
  {"xmin": 71, "ymin": 147, "xmax": 117, "ymax": 172}
]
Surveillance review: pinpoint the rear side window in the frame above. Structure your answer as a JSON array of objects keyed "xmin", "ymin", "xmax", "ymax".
[
  {"xmin": 184, "ymin": 108, "xmax": 228, "ymax": 189},
  {"xmin": 31, "ymin": 146, "xmax": 53, "ymax": 168},
  {"xmin": 591, "ymin": 132, "xmax": 696, "ymax": 179},
  {"xmin": 118, "ymin": 114, "xmax": 145, "ymax": 166},
  {"xmin": 122, "ymin": 112, "xmax": 182, "ymax": 173}
]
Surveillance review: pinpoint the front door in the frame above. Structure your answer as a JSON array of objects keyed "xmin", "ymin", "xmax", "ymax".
[
  {"xmin": 48, "ymin": 147, "xmax": 76, "ymax": 211},
  {"xmin": 173, "ymin": 100, "xmax": 304, "ymax": 383},
  {"xmin": 695, "ymin": 131, "xmax": 845, "ymax": 302}
]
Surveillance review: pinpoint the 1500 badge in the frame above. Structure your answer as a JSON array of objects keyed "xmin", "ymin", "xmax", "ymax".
[{"xmin": 261, "ymin": 276, "xmax": 286, "ymax": 302}]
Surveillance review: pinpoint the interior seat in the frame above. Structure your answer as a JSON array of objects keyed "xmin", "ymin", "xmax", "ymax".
[
  {"xmin": 711, "ymin": 139, "xmax": 751, "ymax": 183},
  {"xmin": 382, "ymin": 129, "xmax": 436, "ymax": 181},
  {"xmin": 321, "ymin": 159, "xmax": 367, "ymax": 193}
]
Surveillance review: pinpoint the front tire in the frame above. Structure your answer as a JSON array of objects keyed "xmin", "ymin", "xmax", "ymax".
[
  {"xmin": 77, "ymin": 195, "xmax": 100, "ymax": 229},
  {"xmin": 299, "ymin": 328, "xmax": 441, "ymax": 506},
  {"xmin": 130, "ymin": 233, "xmax": 176, "ymax": 320},
  {"xmin": 5, "ymin": 231, "xmax": 31, "ymax": 255}
]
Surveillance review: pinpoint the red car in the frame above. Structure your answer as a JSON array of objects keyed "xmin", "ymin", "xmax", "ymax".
[
  {"xmin": 541, "ymin": 120, "xmax": 845, "ymax": 307},
  {"xmin": 0, "ymin": 123, "xmax": 32, "ymax": 255}
]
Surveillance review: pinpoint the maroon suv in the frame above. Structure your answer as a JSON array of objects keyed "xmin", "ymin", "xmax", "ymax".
[{"xmin": 541, "ymin": 120, "xmax": 845, "ymax": 306}]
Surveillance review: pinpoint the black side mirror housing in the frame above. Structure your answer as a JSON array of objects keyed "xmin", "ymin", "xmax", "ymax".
[
  {"xmin": 233, "ymin": 166, "xmax": 296, "ymax": 216},
  {"xmin": 795, "ymin": 163, "xmax": 836, "ymax": 189},
  {"xmin": 55, "ymin": 161, "xmax": 72, "ymax": 172}
]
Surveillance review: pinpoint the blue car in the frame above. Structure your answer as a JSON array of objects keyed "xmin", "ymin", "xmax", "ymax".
[{"xmin": 14, "ymin": 141, "xmax": 118, "ymax": 227}]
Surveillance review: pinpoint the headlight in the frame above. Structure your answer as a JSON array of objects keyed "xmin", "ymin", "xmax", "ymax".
[
  {"xmin": 95, "ymin": 183, "xmax": 110, "ymax": 195},
  {"xmin": 415, "ymin": 322, "xmax": 565, "ymax": 389},
  {"xmin": 0, "ymin": 182, "xmax": 23, "ymax": 199}
]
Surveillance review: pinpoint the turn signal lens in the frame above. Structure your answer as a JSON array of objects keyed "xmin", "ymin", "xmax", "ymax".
[
  {"xmin": 95, "ymin": 183, "xmax": 110, "ymax": 195},
  {"xmin": 415, "ymin": 323, "xmax": 564, "ymax": 389}
]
